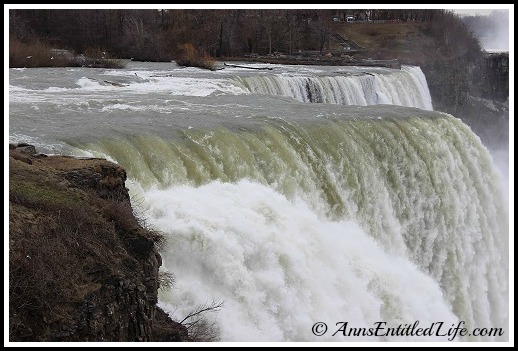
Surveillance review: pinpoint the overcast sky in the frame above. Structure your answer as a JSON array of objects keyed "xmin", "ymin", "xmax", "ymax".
[
  {"xmin": 452, "ymin": 9, "xmax": 496, "ymax": 16},
  {"xmin": 451, "ymin": 7, "xmax": 510, "ymax": 16}
]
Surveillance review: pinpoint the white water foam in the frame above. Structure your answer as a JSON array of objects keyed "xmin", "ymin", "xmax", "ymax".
[{"xmin": 131, "ymin": 180, "xmax": 459, "ymax": 342}]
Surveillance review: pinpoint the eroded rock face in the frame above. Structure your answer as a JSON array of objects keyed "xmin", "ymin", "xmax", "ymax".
[{"xmin": 9, "ymin": 144, "xmax": 187, "ymax": 342}]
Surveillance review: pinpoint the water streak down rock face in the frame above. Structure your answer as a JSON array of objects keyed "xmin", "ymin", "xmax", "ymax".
[{"xmin": 8, "ymin": 143, "xmax": 187, "ymax": 342}]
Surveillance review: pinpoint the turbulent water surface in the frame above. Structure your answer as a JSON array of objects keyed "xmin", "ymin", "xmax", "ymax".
[{"xmin": 8, "ymin": 60, "xmax": 509, "ymax": 342}]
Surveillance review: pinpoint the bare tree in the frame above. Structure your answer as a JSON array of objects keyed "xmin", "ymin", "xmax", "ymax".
[
  {"xmin": 311, "ymin": 9, "xmax": 334, "ymax": 53},
  {"xmin": 178, "ymin": 299, "xmax": 225, "ymax": 342}
]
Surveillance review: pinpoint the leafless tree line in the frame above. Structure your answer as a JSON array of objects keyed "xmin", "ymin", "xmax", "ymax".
[{"xmin": 9, "ymin": 9, "xmax": 463, "ymax": 61}]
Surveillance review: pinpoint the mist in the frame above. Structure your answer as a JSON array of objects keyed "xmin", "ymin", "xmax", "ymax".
[
  {"xmin": 460, "ymin": 9, "xmax": 510, "ymax": 201},
  {"xmin": 461, "ymin": 10, "xmax": 509, "ymax": 51},
  {"xmin": 489, "ymin": 146, "xmax": 510, "ymax": 208}
]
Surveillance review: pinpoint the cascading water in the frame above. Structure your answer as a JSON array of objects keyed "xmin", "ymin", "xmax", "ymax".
[
  {"xmin": 9, "ymin": 61, "xmax": 509, "ymax": 342},
  {"xmin": 235, "ymin": 66, "xmax": 433, "ymax": 110},
  {"xmin": 77, "ymin": 113, "xmax": 508, "ymax": 342}
]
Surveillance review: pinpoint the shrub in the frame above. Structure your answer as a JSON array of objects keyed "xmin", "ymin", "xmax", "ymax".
[{"xmin": 174, "ymin": 43, "xmax": 217, "ymax": 71}]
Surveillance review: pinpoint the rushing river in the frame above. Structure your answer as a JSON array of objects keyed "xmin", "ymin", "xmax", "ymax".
[{"xmin": 9, "ymin": 60, "xmax": 509, "ymax": 342}]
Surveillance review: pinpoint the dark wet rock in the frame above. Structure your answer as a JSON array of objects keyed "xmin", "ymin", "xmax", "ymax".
[{"xmin": 9, "ymin": 143, "xmax": 188, "ymax": 342}]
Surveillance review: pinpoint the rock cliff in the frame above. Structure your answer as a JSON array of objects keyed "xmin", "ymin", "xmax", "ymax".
[{"xmin": 8, "ymin": 143, "xmax": 188, "ymax": 342}]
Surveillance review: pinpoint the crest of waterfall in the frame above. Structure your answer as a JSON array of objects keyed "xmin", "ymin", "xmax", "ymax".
[{"xmin": 235, "ymin": 66, "xmax": 433, "ymax": 110}]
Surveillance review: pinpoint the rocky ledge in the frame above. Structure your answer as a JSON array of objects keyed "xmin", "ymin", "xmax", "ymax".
[{"xmin": 8, "ymin": 143, "xmax": 188, "ymax": 342}]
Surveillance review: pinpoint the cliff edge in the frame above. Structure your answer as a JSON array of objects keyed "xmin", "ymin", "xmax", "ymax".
[{"xmin": 8, "ymin": 143, "xmax": 188, "ymax": 342}]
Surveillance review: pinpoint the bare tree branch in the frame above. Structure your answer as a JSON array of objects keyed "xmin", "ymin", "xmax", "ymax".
[{"xmin": 179, "ymin": 299, "xmax": 225, "ymax": 325}]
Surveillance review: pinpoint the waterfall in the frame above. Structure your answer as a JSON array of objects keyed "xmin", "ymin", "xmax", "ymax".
[
  {"xmin": 234, "ymin": 66, "xmax": 433, "ymax": 110},
  {"xmin": 10, "ymin": 61, "xmax": 507, "ymax": 342},
  {"xmin": 76, "ymin": 112, "xmax": 508, "ymax": 341}
]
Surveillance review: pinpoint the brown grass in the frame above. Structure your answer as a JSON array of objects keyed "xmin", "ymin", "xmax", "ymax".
[
  {"xmin": 9, "ymin": 36, "xmax": 125, "ymax": 69},
  {"xmin": 9, "ymin": 151, "xmax": 221, "ymax": 342},
  {"xmin": 10, "ymin": 37, "xmax": 69, "ymax": 68},
  {"xmin": 9, "ymin": 193, "xmax": 123, "ymax": 340},
  {"xmin": 330, "ymin": 21, "xmax": 436, "ymax": 65},
  {"xmin": 175, "ymin": 43, "xmax": 217, "ymax": 71},
  {"xmin": 8, "ymin": 155, "xmax": 162, "ymax": 341}
]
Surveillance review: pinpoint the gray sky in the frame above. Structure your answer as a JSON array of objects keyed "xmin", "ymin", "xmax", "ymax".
[
  {"xmin": 452, "ymin": 9, "xmax": 496, "ymax": 16},
  {"xmin": 451, "ymin": 7, "xmax": 510, "ymax": 16}
]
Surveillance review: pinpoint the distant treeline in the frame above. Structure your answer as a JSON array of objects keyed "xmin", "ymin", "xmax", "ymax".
[{"xmin": 9, "ymin": 9, "xmax": 459, "ymax": 62}]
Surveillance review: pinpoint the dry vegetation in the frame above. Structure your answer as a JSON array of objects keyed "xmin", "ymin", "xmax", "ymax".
[
  {"xmin": 174, "ymin": 43, "xmax": 217, "ymax": 70},
  {"xmin": 9, "ymin": 147, "xmax": 222, "ymax": 341},
  {"xmin": 9, "ymin": 9, "xmax": 482, "ymax": 71},
  {"xmin": 331, "ymin": 21, "xmax": 433, "ymax": 64},
  {"xmin": 330, "ymin": 16, "xmax": 481, "ymax": 66},
  {"xmin": 9, "ymin": 154, "xmax": 158, "ymax": 340},
  {"xmin": 9, "ymin": 36, "xmax": 125, "ymax": 69}
]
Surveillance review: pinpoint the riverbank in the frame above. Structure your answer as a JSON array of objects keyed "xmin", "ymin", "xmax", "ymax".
[
  {"xmin": 221, "ymin": 55, "xmax": 402, "ymax": 69},
  {"xmin": 9, "ymin": 37, "xmax": 125, "ymax": 69}
]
